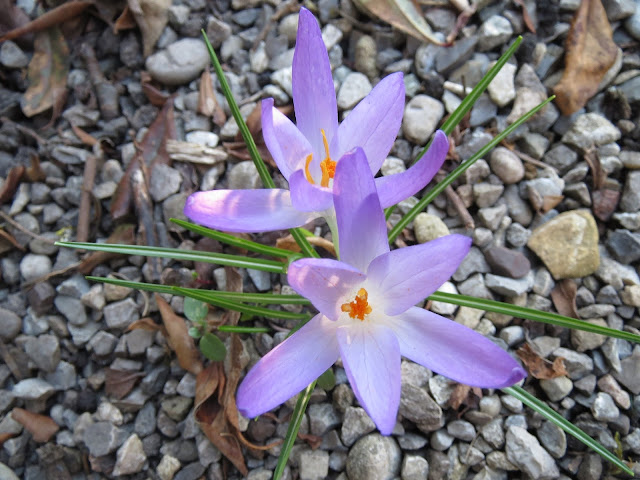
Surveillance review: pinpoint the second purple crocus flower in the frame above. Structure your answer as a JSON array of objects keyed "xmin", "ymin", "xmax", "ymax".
[
  {"xmin": 184, "ymin": 7, "xmax": 448, "ymax": 234},
  {"xmin": 236, "ymin": 148, "xmax": 527, "ymax": 434}
]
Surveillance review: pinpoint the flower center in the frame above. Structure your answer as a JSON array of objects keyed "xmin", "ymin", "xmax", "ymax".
[
  {"xmin": 304, "ymin": 129, "xmax": 336, "ymax": 188},
  {"xmin": 341, "ymin": 288, "xmax": 372, "ymax": 321}
]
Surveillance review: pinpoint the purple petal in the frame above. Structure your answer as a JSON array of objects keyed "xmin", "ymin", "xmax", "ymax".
[
  {"xmin": 261, "ymin": 98, "xmax": 313, "ymax": 180},
  {"xmin": 292, "ymin": 8, "xmax": 338, "ymax": 159},
  {"xmin": 337, "ymin": 323, "xmax": 400, "ymax": 434},
  {"xmin": 289, "ymin": 169, "xmax": 334, "ymax": 212},
  {"xmin": 184, "ymin": 189, "xmax": 319, "ymax": 233},
  {"xmin": 333, "ymin": 148, "xmax": 389, "ymax": 273},
  {"xmin": 288, "ymin": 258, "xmax": 366, "ymax": 320},
  {"xmin": 332, "ymin": 73, "xmax": 405, "ymax": 173},
  {"xmin": 388, "ymin": 307, "xmax": 527, "ymax": 388},
  {"xmin": 237, "ymin": 314, "xmax": 340, "ymax": 418},
  {"xmin": 376, "ymin": 130, "xmax": 449, "ymax": 208},
  {"xmin": 367, "ymin": 234, "xmax": 471, "ymax": 316}
]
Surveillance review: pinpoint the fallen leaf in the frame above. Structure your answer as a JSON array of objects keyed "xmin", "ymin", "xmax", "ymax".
[
  {"xmin": 127, "ymin": 0, "xmax": 171, "ymax": 57},
  {"xmin": 584, "ymin": 148, "xmax": 605, "ymax": 191},
  {"xmin": 0, "ymin": 165, "xmax": 25, "ymax": 204},
  {"xmin": 198, "ymin": 69, "xmax": 226, "ymax": 126},
  {"xmin": 77, "ymin": 224, "xmax": 136, "ymax": 274},
  {"xmin": 0, "ymin": 0, "xmax": 32, "ymax": 46},
  {"xmin": 71, "ymin": 123, "xmax": 99, "ymax": 147},
  {"xmin": 513, "ymin": 0, "xmax": 536, "ymax": 34},
  {"xmin": 352, "ymin": 0, "xmax": 446, "ymax": 45},
  {"xmin": 21, "ymin": 27, "xmax": 69, "ymax": 125},
  {"xmin": 141, "ymin": 72, "xmax": 169, "ymax": 106},
  {"xmin": 127, "ymin": 317, "xmax": 164, "ymax": 333},
  {"xmin": 24, "ymin": 153, "xmax": 46, "ymax": 182},
  {"xmin": 156, "ymin": 294, "xmax": 203, "ymax": 375},
  {"xmin": 0, "ymin": 1, "xmax": 93, "ymax": 43},
  {"xmin": 553, "ymin": 0, "xmax": 618, "ymax": 115},
  {"xmin": 105, "ymin": 368, "xmax": 146, "ymax": 399},
  {"xmin": 0, "ymin": 432, "xmax": 17, "ymax": 447},
  {"xmin": 517, "ymin": 343, "xmax": 568, "ymax": 380},
  {"xmin": 0, "ymin": 228, "xmax": 24, "ymax": 253},
  {"xmin": 113, "ymin": 4, "xmax": 137, "ymax": 33},
  {"xmin": 449, "ymin": 384, "xmax": 482, "ymax": 412},
  {"xmin": 592, "ymin": 187, "xmax": 619, "ymax": 221},
  {"xmin": 12, "ymin": 408, "xmax": 59, "ymax": 442},
  {"xmin": 276, "ymin": 234, "xmax": 335, "ymax": 257},
  {"xmin": 551, "ymin": 279, "xmax": 580, "ymax": 319}
]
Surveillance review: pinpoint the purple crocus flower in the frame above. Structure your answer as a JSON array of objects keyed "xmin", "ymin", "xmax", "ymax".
[
  {"xmin": 236, "ymin": 148, "xmax": 526, "ymax": 434},
  {"xmin": 184, "ymin": 7, "xmax": 448, "ymax": 233}
]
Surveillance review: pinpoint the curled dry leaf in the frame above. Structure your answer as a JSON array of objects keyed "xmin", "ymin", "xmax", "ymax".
[
  {"xmin": 156, "ymin": 294, "xmax": 203, "ymax": 375},
  {"xmin": 276, "ymin": 234, "xmax": 336, "ymax": 257},
  {"xmin": 0, "ymin": 165, "xmax": 25, "ymax": 205},
  {"xmin": 449, "ymin": 384, "xmax": 482, "ymax": 412},
  {"xmin": 553, "ymin": 0, "xmax": 618, "ymax": 115},
  {"xmin": 11, "ymin": 408, "xmax": 59, "ymax": 442},
  {"xmin": 105, "ymin": 368, "xmax": 146, "ymax": 399},
  {"xmin": 198, "ymin": 69, "xmax": 226, "ymax": 127},
  {"xmin": 127, "ymin": 316, "xmax": 164, "ymax": 333},
  {"xmin": 127, "ymin": 0, "xmax": 171, "ymax": 57},
  {"xmin": 21, "ymin": 27, "xmax": 69, "ymax": 125},
  {"xmin": 550, "ymin": 278, "xmax": 580, "ymax": 319},
  {"xmin": 517, "ymin": 343, "xmax": 568, "ymax": 380}
]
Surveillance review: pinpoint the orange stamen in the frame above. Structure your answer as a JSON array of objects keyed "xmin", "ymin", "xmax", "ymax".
[
  {"xmin": 304, "ymin": 154, "xmax": 315, "ymax": 185},
  {"xmin": 319, "ymin": 129, "xmax": 336, "ymax": 188},
  {"xmin": 341, "ymin": 288, "xmax": 372, "ymax": 321}
]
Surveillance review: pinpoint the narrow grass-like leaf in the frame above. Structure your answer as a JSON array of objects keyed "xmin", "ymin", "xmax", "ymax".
[
  {"xmin": 274, "ymin": 381, "xmax": 316, "ymax": 480},
  {"xmin": 388, "ymin": 96, "xmax": 555, "ymax": 243},
  {"xmin": 503, "ymin": 386, "xmax": 634, "ymax": 475},
  {"xmin": 429, "ymin": 291, "xmax": 640, "ymax": 344},
  {"xmin": 171, "ymin": 218, "xmax": 301, "ymax": 260},
  {"xmin": 57, "ymin": 242, "xmax": 287, "ymax": 273},
  {"xmin": 173, "ymin": 287, "xmax": 311, "ymax": 321},
  {"xmin": 218, "ymin": 325, "xmax": 271, "ymax": 333}
]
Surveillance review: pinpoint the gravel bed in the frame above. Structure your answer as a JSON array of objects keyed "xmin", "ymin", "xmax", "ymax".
[{"xmin": 1, "ymin": 0, "xmax": 640, "ymax": 479}]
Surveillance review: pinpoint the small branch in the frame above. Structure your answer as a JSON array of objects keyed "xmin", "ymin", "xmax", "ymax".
[
  {"xmin": 76, "ymin": 154, "xmax": 97, "ymax": 243},
  {"xmin": 0, "ymin": 211, "xmax": 57, "ymax": 244},
  {"xmin": 79, "ymin": 43, "xmax": 119, "ymax": 120}
]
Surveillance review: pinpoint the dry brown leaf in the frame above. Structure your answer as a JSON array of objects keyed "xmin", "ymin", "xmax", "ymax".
[
  {"xmin": 513, "ymin": 0, "xmax": 536, "ymax": 33},
  {"xmin": 21, "ymin": 27, "xmax": 69, "ymax": 125},
  {"xmin": 127, "ymin": 317, "xmax": 164, "ymax": 333},
  {"xmin": 276, "ymin": 234, "xmax": 335, "ymax": 257},
  {"xmin": 198, "ymin": 69, "xmax": 226, "ymax": 126},
  {"xmin": 0, "ymin": 228, "xmax": 24, "ymax": 253},
  {"xmin": 0, "ymin": 165, "xmax": 25, "ymax": 205},
  {"xmin": 551, "ymin": 279, "xmax": 580, "ymax": 319},
  {"xmin": 352, "ymin": 0, "xmax": 445, "ymax": 45},
  {"xmin": 0, "ymin": 1, "xmax": 93, "ymax": 42},
  {"xmin": 449, "ymin": 384, "xmax": 482, "ymax": 412},
  {"xmin": 592, "ymin": 187, "xmax": 619, "ymax": 221},
  {"xmin": 141, "ymin": 72, "xmax": 170, "ymax": 106},
  {"xmin": 71, "ymin": 123, "xmax": 98, "ymax": 147},
  {"xmin": 584, "ymin": 149, "xmax": 606, "ymax": 191},
  {"xmin": 113, "ymin": 4, "xmax": 137, "ymax": 33},
  {"xmin": 24, "ymin": 153, "xmax": 46, "ymax": 182},
  {"xmin": 127, "ymin": 0, "xmax": 171, "ymax": 57},
  {"xmin": 541, "ymin": 195, "xmax": 564, "ymax": 213},
  {"xmin": 0, "ymin": 432, "xmax": 17, "ymax": 447},
  {"xmin": 105, "ymin": 368, "xmax": 146, "ymax": 399},
  {"xmin": 517, "ymin": 343, "xmax": 568, "ymax": 380},
  {"xmin": 11, "ymin": 408, "xmax": 59, "ymax": 442},
  {"xmin": 156, "ymin": 294, "xmax": 203, "ymax": 375},
  {"xmin": 553, "ymin": 0, "xmax": 618, "ymax": 115},
  {"xmin": 77, "ymin": 224, "xmax": 136, "ymax": 274}
]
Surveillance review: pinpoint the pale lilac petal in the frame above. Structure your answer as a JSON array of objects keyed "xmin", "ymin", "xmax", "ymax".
[
  {"xmin": 292, "ymin": 8, "xmax": 337, "ymax": 158},
  {"xmin": 261, "ymin": 98, "xmax": 313, "ymax": 180},
  {"xmin": 332, "ymin": 73, "xmax": 405, "ymax": 173},
  {"xmin": 289, "ymin": 169, "xmax": 334, "ymax": 212},
  {"xmin": 367, "ymin": 234, "xmax": 471, "ymax": 316},
  {"xmin": 376, "ymin": 130, "xmax": 449, "ymax": 208},
  {"xmin": 388, "ymin": 307, "xmax": 527, "ymax": 388},
  {"xmin": 184, "ymin": 189, "xmax": 319, "ymax": 233},
  {"xmin": 337, "ymin": 323, "xmax": 401, "ymax": 435},
  {"xmin": 333, "ymin": 148, "xmax": 389, "ymax": 273},
  {"xmin": 288, "ymin": 258, "xmax": 365, "ymax": 320},
  {"xmin": 237, "ymin": 314, "xmax": 339, "ymax": 418}
]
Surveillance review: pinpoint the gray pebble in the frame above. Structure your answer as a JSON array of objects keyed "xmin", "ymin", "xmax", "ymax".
[
  {"xmin": 20, "ymin": 254, "xmax": 52, "ymax": 282},
  {"xmin": 346, "ymin": 434, "xmax": 401, "ymax": 480},
  {"xmin": 145, "ymin": 38, "xmax": 210, "ymax": 86},
  {"xmin": 506, "ymin": 426, "xmax": 559, "ymax": 479},
  {"xmin": 478, "ymin": 15, "xmax": 513, "ymax": 51},
  {"xmin": 402, "ymin": 95, "xmax": 444, "ymax": 145}
]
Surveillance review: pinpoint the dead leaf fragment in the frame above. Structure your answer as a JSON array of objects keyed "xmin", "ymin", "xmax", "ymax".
[
  {"xmin": 276, "ymin": 235, "xmax": 335, "ymax": 256},
  {"xmin": 517, "ymin": 343, "xmax": 568, "ymax": 380},
  {"xmin": 551, "ymin": 279, "xmax": 580, "ymax": 319},
  {"xmin": 105, "ymin": 368, "xmax": 146, "ymax": 399},
  {"xmin": 553, "ymin": 0, "xmax": 618, "ymax": 115},
  {"xmin": 352, "ymin": 0, "xmax": 446, "ymax": 45},
  {"xmin": 198, "ymin": 69, "xmax": 226, "ymax": 126},
  {"xmin": 592, "ymin": 187, "xmax": 619, "ymax": 221},
  {"xmin": 449, "ymin": 384, "xmax": 482, "ymax": 412},
  {"xmin": 156, "ymin": 294, "xmax": 203, "ymax": 375},
  {"xmin": 127, "ymin": 0, "xmax": 171, "ymax": 57},
  {"xmin": 0, "ymin": 165, "xmax": 25, "ymax": 205},
  {"xmin": 21, "ymin": 27, "xmax": 69, "ymax": 124},
  {"xmin": 12, "ymin": 408, "xmax": 59, "ymax": 442}
]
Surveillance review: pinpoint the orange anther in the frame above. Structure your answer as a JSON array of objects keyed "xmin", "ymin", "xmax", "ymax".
[
  {"xmin": 341, "ymin": 288, "xmax": 372, "ymax": 321},
  {"xmin": 304, "ymin": 154, "xmax": 315, "ymax": 185}
]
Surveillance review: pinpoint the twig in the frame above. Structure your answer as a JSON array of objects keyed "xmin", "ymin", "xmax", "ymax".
[
  {"xmin": 0, "ymin": 211, "xmax": 57, "ymax": 244},
  {"xmin": 501, "ymin": 141, "xmax": 559, "ymax": 173},
  {"xmin": 1, "ymin": 117, "xmax": 47, "ymax": 146},
  {"xmin": 79, "ymin": 43, "xmax": 119, "ymax": 120},
  {"xmin": 77, "ymin": 154, "xmax": 97, "ymax": 243},
  {"xmin": 444, "ymin": 183, "xmax": 475, "ymax": 229}
]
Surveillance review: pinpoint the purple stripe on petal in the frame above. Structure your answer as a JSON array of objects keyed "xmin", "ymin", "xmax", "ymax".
[
  {"xmin": 261, "ymin": 98, "xmax": 313, "ymax": 180},
  {"xmin": 184, "ymin": 189, "xmax": 319, "ymax": 233},
  {"xmin": 289, "ymin": 169, "xmax": 334, "ymax": 212},
  {"xmin": 333, "ymin": 148, "xmax": 389, "ymax": 273},
  {"xmin": 332, "ymin": 73, "xmax": 405, "ymax": 173},
  {"xmin": 376, "ymin": 130, "xmax": 449, "ymax": 208},
  {"xmin": 237, "ymin": 314, "xmax": 340, "ymax": 418},
  {"xmin": 389, "ymin": 307, "xmax": 527, "ymax": 389},
  {"xmin": 288, "ymin": 258, "xmax": 365, "ymax": 320},
  {"xmin": 367, "ymin": 234, "xmax": 471, "ymax": 316},
  {"xmin": 337, "ymin": 323, "xmax": 401, "ymax": 435},
  {"xmin": 292, "ymin": 8, "xmax": 338, "ymax": 159}
]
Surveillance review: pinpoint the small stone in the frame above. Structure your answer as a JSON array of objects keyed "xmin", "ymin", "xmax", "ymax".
[
  {"xmin": 0, "ymin": 40, "xmax": 29, "ymax": 68},
  {"xmin": 308, "ymin": 403, "xmax": 340, "ymax": 436},
  {"xmin": 489, "ymin": 146, "xmax": 524, "ymax": 184},
  {"xmin": 0, "ymin": 307, "xmax": 22, "ymax": 341},
  {"xmin": 612, "ymin": 347, "xmax": 640, "ymax": 394},
  {"xmin": 337, "ymin": 72, "xmax": 371, "ymax": 110},
  {"xmin": 24, "ymin": 335, "xmax": 60, "ymax": 372},
  {"xmin": 150, "ymin": 164, "xmax": 182, "ymax": 202},
  {"xmin": 298, "ymin": 449, "xmax": 329, "ymax": 480},
  {"xmin": 157, "ymin": 455, "xmax": 181, "ymax": 480},
  {"xmin": 54, "ymin": 296, "xmax": 87, "ymax": 326},
  {"xmin": 145, "ymin": 38, "xmax": 210, "ymax": 85},
  {"xmin": 562, "ymin": 113, "xmax": 621, "ymax": 152},
  {"xmin": 447, "ymin": 419, "xmax": 475, "ymax": 441},
  {"xmin": 506, "ymin": 426, "xmax": 560, "ymax": 479},
  {"xmin": 83, "ymin": 421, "xmax": 128, "ymax": 457},
  {"xmin": 228, "ymin": 161, "xmax": 261, "ymax": 190},
  {"xmin": 346, "ymin": 434, "xmax": 401, "ymax": 480},
  {"xmin": 113, "ymin": 434, "xmax": 146, "ymax": 476},
  {"xmin": 571, "ymin": 318, "xmax": 608, "ymax": 352},
  {"xmin": 431, "ymin": 281, "xmax": 458, "ymax": 315},
  {"xmin": 430, "ymin": 429, "xmax": 454, "ymax": 451},
  {"xmin": 507, "ymin": 64, "xmax": 558, "ymax": 131},
  {"xmin": 621, "ymin": 171, "xmax": 640, "ymax": 213},
  {"xmin": 161, "ymin": 396, "xmax": 193, "ymax": 422},
  {"xmin": 355, "ymin": 35, "xmax": 377, "ymax": 79},
  {"xmin": 401, "ymin": 455, "xmax": 429, "ymax": 480},
  {"xmin": 540, "ymin": 376, "xmax": 573, "ymax": 401},
  {"xmin": 485, "ymin": 272, "xmax": 534, "ymax": 296},
  {"xmin": 104, "ymin": 298, "xmax": 139, "ymax": 330},
  {"xmin": 478, "ymin": 204, "xmax": 508, "ymax": 230},
  {"xmin": 413, "ymin": 213, "xmax": 450, "ymax": 243},
  {"xmin": 606, "ymin": 229, "xmax": 640, "ymax": 264},
  {"xmin": 20, "ymin": 254, "xmax": 52, "ymax": 282},
  {"xmin": 399, "ymin": 384, "xmax": 443, "ymax": 432},
  {"xmin": 621, "ymin": 285, "xmax": 640, "ymax": 307},
  {"xmin": 537, "ymin": 421, "xmax": 566, "ymax": 458},
  {"xmin": 527, "ymin": 210, "xmax": 600, "ymax": 279},
  {"xmin": 473, "ymin": 183, "xmax": 504, "ymax": 207},
  {"xmin": 341, "ymin": 407, "xmax": 376, "ymax": 446},
  {"xmin": 487, "ymin": 62, "xmax": 516, "ymax": 107},
  {"xmin": 552, "ymin": 348, "xmax": 593, "ymax": 380},
  {"xmin": 402, "ymin": 95, "xmax": 444, "ymax": 144},
  {"xmin": 592, "ymin": 392, "xmax": 620, "ymax": 421},
  {"xmin": 485, "ymin": 245, "xmax": 531, "ymax": 278},
  {"xmin": 478, "ymin": 15, "xmax": 513, "ymax": 51}
]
